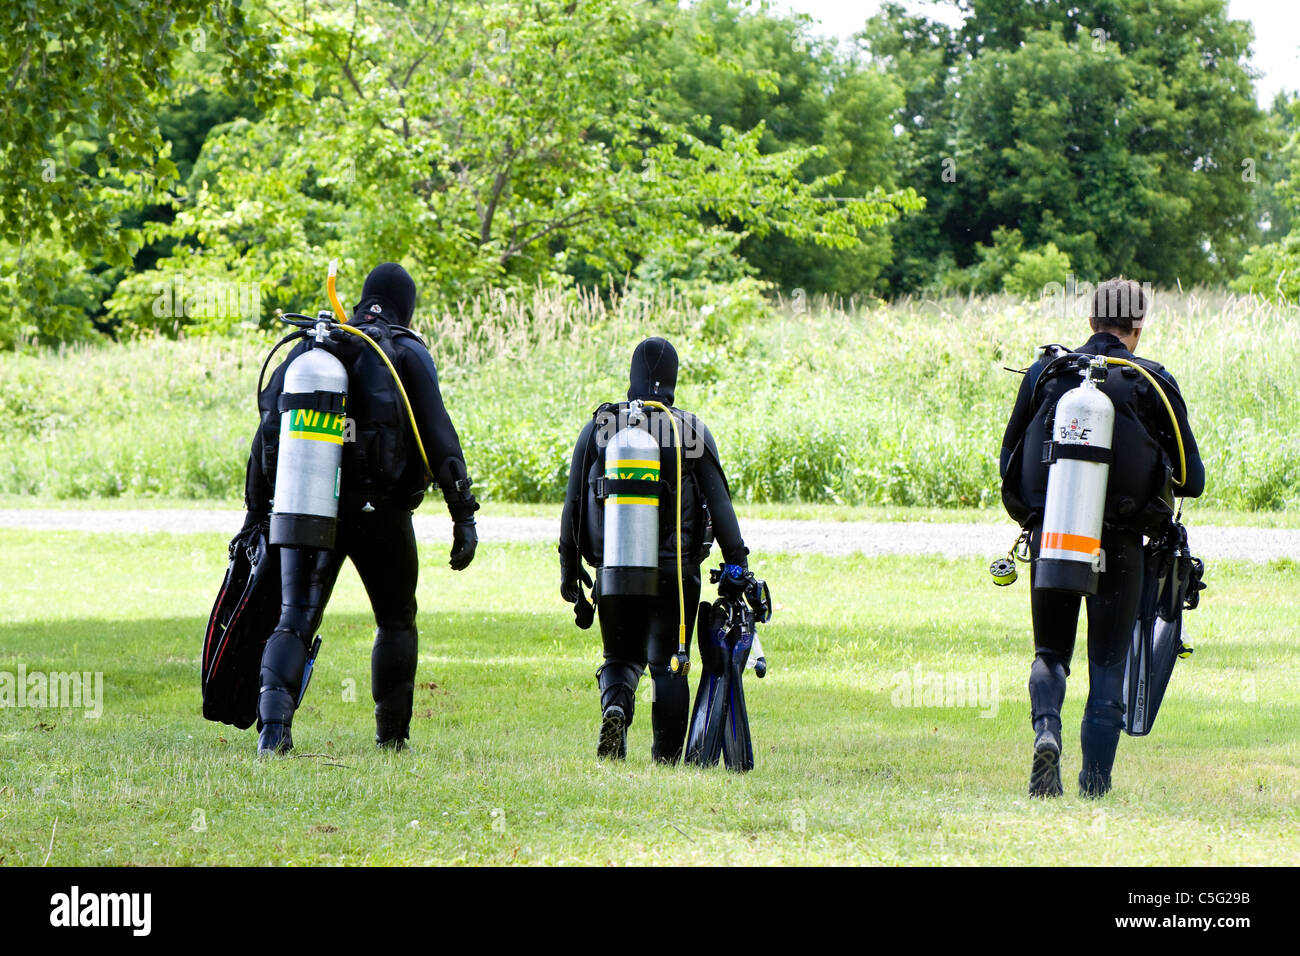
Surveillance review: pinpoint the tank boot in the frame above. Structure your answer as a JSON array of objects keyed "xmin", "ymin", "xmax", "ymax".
[{"xmin": 1028, "ymin": 716, "xmax": 1063, "ymax": 798}]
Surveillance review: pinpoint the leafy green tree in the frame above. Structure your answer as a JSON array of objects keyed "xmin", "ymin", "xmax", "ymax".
[
  {"xmin": 106, "ymin": 0, "xmax": 919, "ymax": 329},
  {"xmin": 865, "ymin": 0, "xmax": 1271, "ymax": 289},
  {"xmin": 0, "ymin": 1, "xmax": 268, "ymax": 345},
  {"xmin": 654, "ymin": 0, "xmax": 913, "ymax": 296},
  {"xmin": 1232, "ymin": 97, "xmax": 1300, "ymax": 300}
]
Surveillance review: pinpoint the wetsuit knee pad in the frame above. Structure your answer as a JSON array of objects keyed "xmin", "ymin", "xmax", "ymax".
[
  {"xmin": 1082, "ymin": 697, "xmax": 1124, "ymax": 732},
  {"xmin": 596, "ymin": 659, "xmax": 642, "ymax": 724},
  {"xmin": 374, "ymin": 600, "xmax": 417, "ymax": 633}
]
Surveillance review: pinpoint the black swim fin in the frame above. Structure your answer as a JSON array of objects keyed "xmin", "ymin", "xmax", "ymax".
[
  {"xmin": 1124, "ymin": 527, "xmax": 1199, "ymax": 736},
  {"xmin": 202, "ymin": 521, "xmax": 281, "ymax": 729},
  {"xmin": 686, "ymin": 602, "xmax": 728, "ymax": 767}
]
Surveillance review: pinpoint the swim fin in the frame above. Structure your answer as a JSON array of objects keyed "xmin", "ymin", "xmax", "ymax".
[
  {"xmin": 721, "ymin": 614, "xmax": 755, "ymax": 772},
  {"xmin": 686, "ymin": 602, "xmax": 729, "ymax": 767},
  {"xmin": 1124, "ymin": 524, "xmax": 1201, "ymax": 736},
  {"xmin": 202, "ymin": 521, "xmax": 281, "ymax": 729}
]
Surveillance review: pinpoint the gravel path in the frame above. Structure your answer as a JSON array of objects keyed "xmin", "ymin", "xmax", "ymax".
[{"xmin": 0, "ymin": 509, "xmax": 1294, "ymax": 561}]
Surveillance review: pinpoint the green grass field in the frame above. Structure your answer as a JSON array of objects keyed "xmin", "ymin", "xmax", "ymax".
[{"xmin": 2, "ymin": 528, "xmax": 1296, "ymax": 866}]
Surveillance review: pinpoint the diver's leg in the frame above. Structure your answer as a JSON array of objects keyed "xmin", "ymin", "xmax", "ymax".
[
  {"xmin": 349, "ymin": 508, "xmax": 421, "ymax": 750},
  {"xmin": 1080, "ymin": 529, "xmax": 1144, "ymax": 797},
  {"xmin": 595, "ymin": 593, "xmax": 651, "ymax": 760},
  {"xmin": 257, "ymin": 546, "xmax": 343, "ymax": 755},
  {"xmin": 1027, "ymin": 529, "xmax": 1080, "ymax": 797},
  {"xmin": 647, "ymin": 571, "xmax": 701, "ymax": 765}
]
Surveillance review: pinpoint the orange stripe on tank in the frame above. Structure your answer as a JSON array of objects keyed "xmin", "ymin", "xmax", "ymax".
[{"xmin": 1041, "ymin": 531, "xmax": 1101, "ymax": 555}]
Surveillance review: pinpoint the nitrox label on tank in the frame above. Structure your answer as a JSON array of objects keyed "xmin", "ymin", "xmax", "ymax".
[
  {"xmin": 607, "ymin": 459, "xmax": 660, "ymax": 505},
  {"xmin": 288, "ymin": 409, "xmax": 346, "ymax": 444}
]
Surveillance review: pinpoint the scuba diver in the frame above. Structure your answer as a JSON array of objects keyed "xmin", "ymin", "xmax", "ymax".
[
  {"xmin": 238, "ymin": 263, "xmax": 478, "ymax": 756},
  {"xmin": 1000, "ymin": 278, "xmax": 1204, "ymax": 798},
  {"xmin": 558, "ymin": 337, "xmax": 751, "ymax": 763}
]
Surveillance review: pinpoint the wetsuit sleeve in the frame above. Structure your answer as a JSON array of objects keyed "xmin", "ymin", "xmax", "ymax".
[
  {"xmin": 694, "ymin": 420, "xmax": 748, "ymax": 567},
  {"xmin": 559, "ymin": 420, "xmax": 596, "ymax": 568},
  {"xmin": 1000, "ymin": 363, "xmax": 1040, "ymax": 478},
  {"xmin": 243, "ymin": 431, "xmax": 272, "ymax": 518},
  {"xmin": 397, "ymin": 342, "xmax": 477, "ymax": 520},
  {"xmin": 1155, "ymin": 370, "xmax": 1205, "ymax": 499}
]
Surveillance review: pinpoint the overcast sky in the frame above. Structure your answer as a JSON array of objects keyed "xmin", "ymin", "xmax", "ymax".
[{"xmin": 777, "ymin": 0, "xmax": 1298, "ymax": 107}]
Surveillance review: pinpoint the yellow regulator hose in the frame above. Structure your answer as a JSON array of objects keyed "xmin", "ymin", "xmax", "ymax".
[
  {"xmin": 1102, "ymin": 357, "xmax": 1187, "ymax": 488},
  {"xmin": 325, "ymin": 259, "xmax": 433, "ymax": 484}
]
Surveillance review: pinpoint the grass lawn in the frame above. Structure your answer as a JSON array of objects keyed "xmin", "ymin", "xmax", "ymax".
[{"xmin": 0, "ymin": 528, "xmax": 1296, "ymax": 865}]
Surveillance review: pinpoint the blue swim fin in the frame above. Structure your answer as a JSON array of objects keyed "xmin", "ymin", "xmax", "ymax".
[
  {"xmin": 721, "ymin": 618, "xmax": 755, "ymax": 772},
  {"xmin": 686, "ymin": 602, "xmax": 729, "ymax": 767}
]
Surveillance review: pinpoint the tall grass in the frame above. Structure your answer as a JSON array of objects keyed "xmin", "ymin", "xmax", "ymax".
[{"xmin": 1, "ymin": 288, "xmax": 1296, "ymax": 510}]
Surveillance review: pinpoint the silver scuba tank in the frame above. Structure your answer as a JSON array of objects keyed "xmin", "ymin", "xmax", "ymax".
[
  {"xmin": 601, "ymin": 410, "xmax": 661, "ymax": 596},
  {"xmin": 269, "ymin": 338, "xmax": 349, "ymax": 550},
  {"xmin": 1035, "ymin": 357, "xmax": 1115, "ymax": 595}
]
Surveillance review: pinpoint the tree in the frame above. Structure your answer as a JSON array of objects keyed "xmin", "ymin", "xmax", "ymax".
[
  {"xmin": 1232, "ymin": 96, "xmax": 1300, "ymax": 300},
  {"xmin": 653, "ymin": 0, "xmax": 915, "ymax": 296},
  {"xmin": 864, "ymin": 0, "xmax": 1271, "ymax": 289},
  {"xmin": 0, "ymin": 0, "xmax": 268, "ymax": 344},
  {"xmin": 106, "ymin": 0, "xmax": 919, "ymax": 329}
]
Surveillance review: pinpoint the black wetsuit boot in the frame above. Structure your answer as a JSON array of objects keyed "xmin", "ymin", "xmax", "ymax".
[
  {"xmin": 256, "ymin": 546, "xmax": 336, "ymax": 756},
  {"xmin": 258, "ymin": 629, "xmax": 306, "ymax": 755},
  {"xmin": 1028, "ymin": 652, "xmax": 1068, "ymax": 797},
  {"xmin": 372, "ymin": 626, "xmax": 418, "ymax": 750},
  {"xmin": 596, "ymin": 660, "xmax": 641, "ymax": 760},
  {"xmin": 1080, "ymin": 659, "xmax": 1126, "ymax": 797}
]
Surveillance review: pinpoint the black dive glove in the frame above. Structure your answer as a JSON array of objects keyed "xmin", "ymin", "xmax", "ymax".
[
  {"xmin": 441, "ymin": 469, "xmax": 479, "ymax": 571},
  {"xmin": 560, "ymin": 560, "xmax": 593, "ymax": 604},
  {"xmin": 239, "ymin": 508, "xmax": 269, "ymax": 535},
  {"xmin": 450, "ymin": 519, "xmax": 477, "ymax": 571},
  {"xmin": 559, "ymin": 549, "xmax": 595, "ymax": 630}
]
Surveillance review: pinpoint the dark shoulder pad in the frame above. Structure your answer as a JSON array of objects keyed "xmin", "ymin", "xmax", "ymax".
[{"xmin": 392, "ymin": 325, "xmax": 428, "ymax": 348}]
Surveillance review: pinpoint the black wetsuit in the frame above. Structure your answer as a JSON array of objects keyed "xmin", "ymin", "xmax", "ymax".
[
  {"xmin": 1000, "ymin": 331, "xmax": 1204, "ymax": 785},
  {"xmin": 244, "ymin": 264, "xmax": 477, "ymax": 749},
  {"xmin": 559, "ymin": 341, "xmax": 748, "ymax": 763}
]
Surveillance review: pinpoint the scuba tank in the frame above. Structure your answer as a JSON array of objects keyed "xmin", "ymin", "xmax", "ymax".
[
  {"xmin": 600, "ymin": 407, "xmax": 662, "ymax": 596},
  {"xmin": 1035, "ymin": 356, "xmax": 1114, "ymax": 596},
  {"xmin": 269, "ymin": 316, "xmax": 349, "ymax": 550}
]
